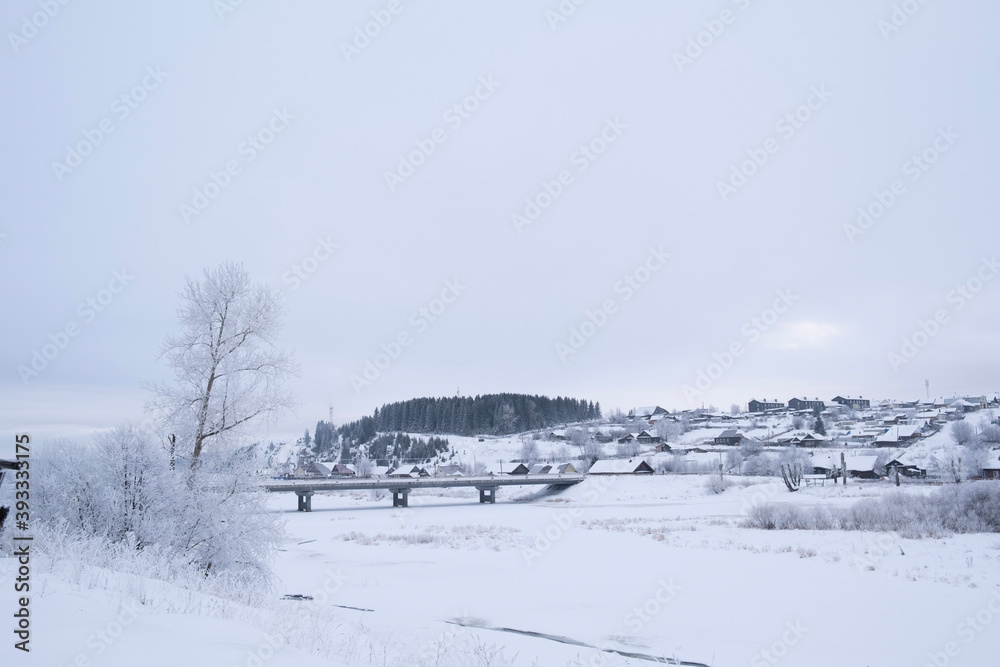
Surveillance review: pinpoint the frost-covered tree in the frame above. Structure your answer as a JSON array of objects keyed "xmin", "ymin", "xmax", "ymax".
[
  {"xmin": 951, "ymin": 420, "xmax": 975, "ymax": 447},
  {"xmin": 32, "ymin": 424, "xmax": 283, "ymax": 588},
  {"xmin": 519, "ymin": 438, "xmax": 540, "ymax": 465},
  {"xmin": 147, "ymin": 262, "xmax": 298, "ymax": 466}
]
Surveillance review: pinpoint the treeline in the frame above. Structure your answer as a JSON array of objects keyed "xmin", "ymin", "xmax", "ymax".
[
  {"xmin": 309, "ymin": 393, "xmax": 600, "ymax": 464},
  {"xmin": 310, "ymin": 420, "xmax": 449, "ymax": 465},
  {"xmin": 366, "ymin": 433, "xmax": 449, "ymax": 465},
  {"xmin": 364, "ymin": 394, "xmax": 600, "ymax": 436}
]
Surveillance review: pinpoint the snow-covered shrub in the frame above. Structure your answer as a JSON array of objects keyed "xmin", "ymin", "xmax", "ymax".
[
  {"xmin": 744, "ymin": 483, "xmax": 1000, "ymax": 535},
  {"xmin": 742, "ymin": 454, "xmax": 777, "ymax": 476},
  {"xmin": 705, "ymin": 475, "xmax": 732, "ymax": 494},
  {"xmin": 615, "ymin": 440, "xmax": 640, "ymax": 457},
  {"xmin": 33, "ymin": 424, "xmax": 283, "ymax": 590}
]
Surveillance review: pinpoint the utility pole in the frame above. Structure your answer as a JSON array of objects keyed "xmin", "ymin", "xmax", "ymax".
[{"xmin": 925, "ymin": 379, "xmax": 930, "ymax": 400}]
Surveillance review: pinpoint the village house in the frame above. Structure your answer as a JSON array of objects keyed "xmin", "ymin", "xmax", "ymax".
[
  {"xmin": 330, "ymin": 463, "xmax": 356, "ymax": 477},
  {"xmin": 787, "ymin": 397, "xmax": 827, "ymax": 412},
  {"xmin": 618, "ymin": 430, "xmax": 660, "ymax": 445},
  {"xmin": 306, "ymin": 461, "xmax": 335, "ymax": 476},
  {"xmin": 875, "ymin": 425, "xmax": 922, "ymax": 447},
  {"xmin": 982, "ymin": 450, "xmax": 1000, "ymax": 480},
  {"xmin": 628, "ymin": 406, "xmax": 669, "ymax": 422},
  {"xmin": 714, "ymin": 429, "xmax": 745, "ymax": 446},
  {"xmin": 885, "ymin": 459, "xmax": 927, "ymax": 478},
  {"xmin": 832, "ymin": 396, "xmax": 871, "ymax": 410},
  {"xmin": 748, "ymin": 399, "xmax": 785, "ymax": 413},
  {"xmin": 588, "ymin": 458, "xmax": 655, "ymax": 475}
]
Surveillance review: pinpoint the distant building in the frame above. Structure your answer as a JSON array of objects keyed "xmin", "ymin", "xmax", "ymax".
[
  {"xmin": 306, "ymin": 461, "xmax": 334, "ymax": 476},
  {"xmin": 629, "ymin": 406, "xmax": 669, "ymax": 421},
  {"xmin": 748, "ymin": 399, "xmax": 785, "ymax": 413},
  {"xmin": 831, "ymin": 396, "xmax": 871, "ymax": 410},
  {"xmin": 588, "ymin": 458, "xmax": 655, "ymax": 475},
  {"xmin": 635, "ymin": 430, "xmax": 659, "ymax": 444},
  {"xmin": 787, "ymin": 397, "xmax": 827, "ymax": 412},
  {"xmin": 714, "ymin": 430, "xmax": 745, "ymax": 446},
  {"xmin": 982, "ymin": 450, "xmax": 1000, "ymax": 480}
]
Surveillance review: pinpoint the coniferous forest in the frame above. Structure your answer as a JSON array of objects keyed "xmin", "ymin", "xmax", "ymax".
[{"xmin": 310, "ymin": 394, "xmax": 600, "ymax": 462}]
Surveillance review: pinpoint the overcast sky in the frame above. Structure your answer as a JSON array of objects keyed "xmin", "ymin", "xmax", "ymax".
[{"xmin": 2, "ymin": 0, "xmax": 998, "ymax": 442}]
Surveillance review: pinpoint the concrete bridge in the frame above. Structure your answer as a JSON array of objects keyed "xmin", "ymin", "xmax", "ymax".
[{"xmin": 265, "ymin": 473, "xmax": 586, "ymax": 510}]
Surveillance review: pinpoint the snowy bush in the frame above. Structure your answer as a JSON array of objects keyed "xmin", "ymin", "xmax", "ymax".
[
  {"xmin": 705, "ymin": 475, "xmax": 732, "ymax": 495},
  {"xmin": 615, "ymin": 440, "xmax": 641, "ymax": 457},
  {"xmin": 33, "ymin": 424, "xmax": 283, "ymax": 591},
  {"xmin": 742, "ymin": 454, "xmax": 778, "ymax": 477},
  {"xmin": 743, "ymin": 482, "xmax": 1000, "ymax": 536}
]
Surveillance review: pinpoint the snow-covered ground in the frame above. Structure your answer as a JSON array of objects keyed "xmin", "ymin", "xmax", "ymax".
[{"xmin": 7, "ymin": 473, "xmax": 1000, "ymax": 666}]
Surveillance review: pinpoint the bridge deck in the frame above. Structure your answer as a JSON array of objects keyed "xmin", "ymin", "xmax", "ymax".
[{"xmin": 265, "ymin": 473, "xmax": 585, "ymax": 510}]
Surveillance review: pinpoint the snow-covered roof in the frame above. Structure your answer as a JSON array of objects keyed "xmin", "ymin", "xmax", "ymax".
[
  {"xmin": 878, "ymin": 425, "xmax": 922, "ymax": 442},
  {"xmin": 588, "ymin": 458, "xmax": 654, "ymax": 474},
  {"xmin": 846, "ymin": 456, "xmax": 877, "ymax": 472},
  {"xmin": 630, "ymin": 406, "xmax": 666, "ymax": 417},
  {"xmin": 528, "ymin": 463, "xmax": 552, "ymax": 475}
]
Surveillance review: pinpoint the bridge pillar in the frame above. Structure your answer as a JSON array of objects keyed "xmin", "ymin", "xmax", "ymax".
[
  {"xmin": 391, "ymin": 488, "xmax": 409, "ymax": 508},
  {"xmin": 477, "ymin": 487, "xmax": 497, "ymax": 504},
  {"xmin": 296, "ymin": 491, "xmax": 314, "ymax": 512}
]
